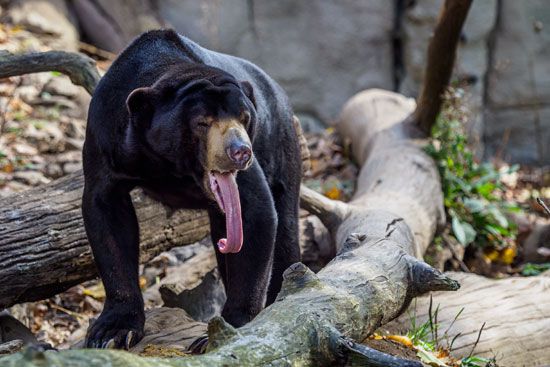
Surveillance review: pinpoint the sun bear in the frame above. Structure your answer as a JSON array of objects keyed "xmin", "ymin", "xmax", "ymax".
[{"xmin": 82, "ymin": 30, "xmax": 301, "ymax": 349}]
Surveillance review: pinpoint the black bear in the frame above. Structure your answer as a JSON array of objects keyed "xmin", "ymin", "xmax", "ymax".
[{"xmin": 82, "ymin": 30, "xmax": 301, "ymax": 349}]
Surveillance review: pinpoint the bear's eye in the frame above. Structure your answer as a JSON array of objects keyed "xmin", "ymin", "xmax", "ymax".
[
  {"xmin": 241, "ymin": 111, "xmax": 251, "ymax": 127},
  {"xmin": 196, "ymin": 119, "xmax": 209, "ymax": 128}
]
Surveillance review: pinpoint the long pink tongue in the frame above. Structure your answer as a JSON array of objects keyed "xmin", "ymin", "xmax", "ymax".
[{"xmin": 215, "ymin": 172, "xmax": 243, "ymax": 253}]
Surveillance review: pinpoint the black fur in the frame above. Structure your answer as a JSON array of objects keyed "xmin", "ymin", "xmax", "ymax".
[{"xmin": 82, "ymin": 30, "xmax": 301, "ymax": 349}]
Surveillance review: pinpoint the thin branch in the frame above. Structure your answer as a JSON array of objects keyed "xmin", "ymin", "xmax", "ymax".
[
  {"xmin": 410, "ymin": 0, "xmax": 473, "ymax": 136},
  {"xmin": 537, "ymin": 197, "xmax": 550, "ymax": 217},
  {"xmin": 468, "ymin": 322, "xmax": 486, "ymax": 358},
  {"xmin": 0, "ymin": 51, "xmax": 100, "ymax": 95},
  {"xmin": 299, "ymin": 185, "xmax": 349, "ymax": 233}
]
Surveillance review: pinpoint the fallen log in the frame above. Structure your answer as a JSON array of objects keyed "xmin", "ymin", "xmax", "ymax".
[
  {"xmin": 0, "ymin": 172, "xmax": 210, "ymax": 308},
  {"xmin": 388, "ymin": 271, "xmax": 550, "ymax": 367}
]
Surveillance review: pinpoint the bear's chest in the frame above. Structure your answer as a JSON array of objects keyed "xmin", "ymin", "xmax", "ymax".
[{"xmin": 140, "ymin": 176, "xmax": 210, "ymax": 210}]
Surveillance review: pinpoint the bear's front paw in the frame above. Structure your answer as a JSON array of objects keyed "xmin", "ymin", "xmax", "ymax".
[{"xmin": 85, "ymin": 305, "xmax": 144, "ymax": 349}]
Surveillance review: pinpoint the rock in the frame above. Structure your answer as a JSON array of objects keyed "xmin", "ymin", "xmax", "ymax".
[
  {"xmin": 43, "ymin": 76, "xmax": 82, "ymax": 99},
  {"xmin": 12, "ymin": 142, "xmax": 38, "ymax": 156},
  {"xmin": 1, "ymin": 181, "xmax": 29, "ymax": 194},
  {"xmin": 484, "ymin": 106, "xmax": 550, "ymax": 165},
  {"xmin": 24, "ymin": 122, "xmax": 65, "ymax": 153},
  {"xmin": 54, "ymin": 150, "xmax": 81, "ymax": 164},
  {"xmin": 0, "ymin": 172, "xmax": 13, "ymax": 183},
  {"xmin": 5, "ymin": 0, "xmax": 79, "ymax": 51},
  {"xmin": 155, "ymin": 0, "xmax": 394, "ymax": 124},
  {"xmin": 0, "ymin": 311, "xmax": 38, "ymax": 344},
  {"xmin": 523, "ymin": 224, "xmax": 550, "ymax": 263},
  {"xmin": 142, "ymin": 247, "xmax": 216, "ymax": 308},
  {"xmin": 61, "ymin": 118, "xmax": 86, "ymax": 140},
  {"xmin": 299, "ymin": 215, "xmax": 333, "ymax": 272},
  {"xmin": 14, "ymin": 85, "xmax": 40, "ymax": 105},
  {"xmin": 44, "ymin": 162, "xmax": 63, "ymax": 179},
  {"xmin": 33, "ymin": 95, "xmax": 78, "ymax": 111},
  {"xmin": 19, "ymin": 73, "xmax": 54, "ymax": 93},
  {"xmin": 71, "ymin": 0, "xmax": 163, "ymax": 53},
  {"xmin": 160, "ymin": 267, "xmax": 226, "ymax": 323},
  {"xmin": 487, "ymin": 0, "xmax": 550, "ymax": 108},
  {"xmin": 62, "ymin": 162, "xmax": 82, "ymax": 174},
  {"xmin": 13, "ymin": 170, "xmax": 50, "ymax": 186},
  {"xmin": 65, "ymin": 138, "xmax": 84, "ymax": 151},
  {"xmin": 484, "ymin": 0, "xmax": 550, "ymax": 164}
]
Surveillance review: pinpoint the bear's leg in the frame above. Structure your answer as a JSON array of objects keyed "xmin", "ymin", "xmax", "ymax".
[
  {"xmin": 82, "ymin": 179, "xmax": 145, "ymax": 349},
  {"xmin": 209, "ymin": 161, "xmax": 277, "ymax": 327},
  {"xmin": 265, "ymin": 171, "xmax": 301, "ymax": 305}
]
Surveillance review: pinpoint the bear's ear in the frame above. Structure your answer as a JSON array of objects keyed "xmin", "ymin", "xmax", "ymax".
[
  {"xmin": 126, "ymin": 87, "xmax": 156, "ymax": 124},
  {"xmin": 240, "ymin": 81, "xmax": 256, "ymax": 109}
]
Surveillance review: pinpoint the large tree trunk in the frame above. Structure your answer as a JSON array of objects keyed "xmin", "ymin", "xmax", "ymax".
[
  {"xmin": 0, "ymin": 171, "xmax": 210, "ymax": 308},
  {"xmin": 389, "ymin": 271, "xmax": 550, "ymax": 367}
]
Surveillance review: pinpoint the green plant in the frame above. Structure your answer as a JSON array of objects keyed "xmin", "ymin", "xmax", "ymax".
[
  {"xmin": 521, "ymin": 262, "xmax": 550, "ymax": 276},
  {"xmin": 406, "ymin": 297, "xmax": 497, "ymax": 367},
  {"xmin": 425, "ymin": 89, "xmax": 520, "ymax": 251},
  {"xmin": 460, "ymin": 356, "xmax": 497, "ymax": 367}
]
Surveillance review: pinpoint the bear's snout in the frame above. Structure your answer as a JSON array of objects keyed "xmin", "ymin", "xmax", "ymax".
[
  {"xmin": 227, "ymin": 141, "xmax": 252, "ymax": 169},
  {"xmin": 207, "ymin": 119, "xmax": 253, "ymax": 173}
]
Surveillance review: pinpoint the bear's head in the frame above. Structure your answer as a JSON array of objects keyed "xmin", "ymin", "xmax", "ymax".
[{"xmin": 125, "ymin": 65, "xmax": 257, "ymax": 253}]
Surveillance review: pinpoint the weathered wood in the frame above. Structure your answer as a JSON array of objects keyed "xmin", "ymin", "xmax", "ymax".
[
  {"xmin": 389, "ymin": 271, "xmax": 550, "ymax": 367},
  {"xmin": 0, "ymin": 51, "xmax": 101, "ymax": 95},
  {"xmin": 0, "ymin": 171, "xmax": 210, "ymax": 308}
]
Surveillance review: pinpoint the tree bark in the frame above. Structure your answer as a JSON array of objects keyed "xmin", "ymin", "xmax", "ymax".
[
  {"xmin": 409, "ymin": 0, "xmax": 473, "ymax": 136},
  {"xmin": 0, "ymin": 172, "xmax": 210, "ymax": 308},
  {"xmin": 0, "ymin": 51, "xmax": 100, "ymax": 95},
  {"xmin": 388, "ymin": 271, "xmax": 550, "ymax": 367}
]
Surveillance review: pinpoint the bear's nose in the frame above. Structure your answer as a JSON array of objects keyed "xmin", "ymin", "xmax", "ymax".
[{"xmin": 227, "ymin": 142, "xmax": 252, "ymax": 168}]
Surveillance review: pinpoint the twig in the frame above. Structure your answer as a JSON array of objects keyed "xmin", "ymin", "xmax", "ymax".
[
  {"xmin": 468, "ymin": 322, "xmax": 486, "ymax": 358},
  {"xmin": 79, "ymin": 41, "xmax": 116, "ymax": 60},
  {"xmin": 48, "ymin": 302, "xmax": 88, "ymax": 322},
  {"xmin": 537, "ymin": 197, "xmax": 550, "ymax": 217},
  {"xmin": 299, "ymin": 185, "xmax": 349, "ymax": 233},
  {"xmin": 442, "ymin": 233, "xmax": 470, "ymax": 272}
]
